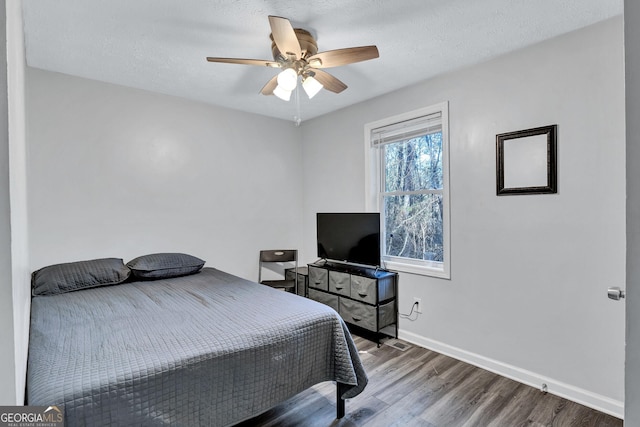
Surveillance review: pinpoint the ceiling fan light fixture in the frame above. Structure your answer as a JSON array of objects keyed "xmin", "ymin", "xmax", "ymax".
[
  {"xmin": 273, "ymin": 85, "xmax": 292, "ymax": 101},
  {"xmin": 302, "ymin": 75, "xmax": 323, "ymax": 99},
  {"xmin": 206, "ymin": 16, "xmax": 379, "ymax": 104},
  {"xmin": 276, "ymin": 68, "xmax": 298, "ymax": 91}
]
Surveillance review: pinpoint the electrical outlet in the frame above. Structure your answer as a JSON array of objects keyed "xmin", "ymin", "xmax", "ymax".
[{"xmin": 413, "ymin": 297, "xmax": 422, "ymax": 314}]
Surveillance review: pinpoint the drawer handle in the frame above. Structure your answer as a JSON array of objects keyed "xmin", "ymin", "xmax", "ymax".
[
  {"xmin": 358, "ymin": 293, "xmax": 368, "ymax": 298},
  {"xmin": 335, "ymin": 286, "xmax": 344, "ymax": 290},
  {"xmin": 351, "ymin": 316, "xmax": 362, "ymax": 322}
]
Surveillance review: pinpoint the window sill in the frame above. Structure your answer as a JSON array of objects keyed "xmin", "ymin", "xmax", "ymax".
[{"xmin": 382, "ymin": 259, "xmax": 450, "ymax": 279}]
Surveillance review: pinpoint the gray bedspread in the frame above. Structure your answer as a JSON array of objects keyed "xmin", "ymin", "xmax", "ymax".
[{"xmin": 27, "ymin": 267, "xmax": 367, "ymax": 426}]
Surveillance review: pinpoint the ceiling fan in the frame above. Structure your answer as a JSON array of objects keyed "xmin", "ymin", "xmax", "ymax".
[{"xmin": 206, "ymin": 15, "xmax": 379, "ymax": 101}]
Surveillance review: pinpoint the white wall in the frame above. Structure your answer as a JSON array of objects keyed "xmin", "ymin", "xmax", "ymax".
[
  {"xmin": 26, "ymin": 69, "xmax": 303, "ymax": 281},
  {"xmin": 2, "ymin": 0, "xmax": 30, "ymax": 405},
  {"xmin": 301, "ymin": 17, "xmax": 625, "ymax": 416},
  {"xmin": 0, "ymin": 0, "xmax": 16, "ymax": 404},
  {"xmin": 626, "ymin": 1, "xmax": 640, "ymax": 424}
]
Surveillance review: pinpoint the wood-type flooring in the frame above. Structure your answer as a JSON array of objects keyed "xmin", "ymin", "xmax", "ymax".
[{"xmin": 237, "ymin": 335, "xmax": 623, "ymax": 427}]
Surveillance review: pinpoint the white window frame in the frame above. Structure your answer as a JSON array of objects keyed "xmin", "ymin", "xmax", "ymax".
[{"xmin": 364, "ymin": 102, "xmax": 450, "ymax": 279}]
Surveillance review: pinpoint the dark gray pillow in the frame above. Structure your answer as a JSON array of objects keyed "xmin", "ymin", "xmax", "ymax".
[
  {"xmin": 32, "ymin": 258, "xmax": 131, "ymax": 296},
  {"xmin": 126, "ymin": 253, "xmax": 205, "ymax": 280}
]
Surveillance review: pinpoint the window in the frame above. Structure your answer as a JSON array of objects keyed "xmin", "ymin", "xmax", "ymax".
[{"xmin": 365, "ymin": 102, "xmax": 450, "ymax": 278}]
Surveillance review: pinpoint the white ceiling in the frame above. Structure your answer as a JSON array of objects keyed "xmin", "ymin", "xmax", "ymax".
[{"xmin": 22, "ymin": 0, "xmax": 623, "ymax": 123}]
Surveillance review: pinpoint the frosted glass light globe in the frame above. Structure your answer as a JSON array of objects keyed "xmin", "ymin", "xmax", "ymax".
[
  {"xmin": 277, "ymin": 68, "xmax": 298, "ymax": 91},
  {"xmin": 302, "ymin": 76, "xmax": 323, "ymax": 99},
  {"xmin": 273, "ymin": 85, "xmax": 292, "ymax": 101}
]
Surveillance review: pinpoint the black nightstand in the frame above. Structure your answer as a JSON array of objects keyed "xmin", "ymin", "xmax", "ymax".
[{"xmin": 285, "ymin": 266, "xmax": 308, "ymax": 297}]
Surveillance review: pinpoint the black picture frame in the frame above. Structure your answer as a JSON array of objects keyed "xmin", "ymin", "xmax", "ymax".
[{"xmin": 496, "ymin": 125, "xmax": 557, "ymax": 195}]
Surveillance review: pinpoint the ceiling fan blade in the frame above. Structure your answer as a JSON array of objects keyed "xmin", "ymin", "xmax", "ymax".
[
  {"xmin": 307, "ymin": 46, "xmax": 379, "ymax": 68},
  {"xmin": 268, "ymin": 15, "xmax": 302, "ymax": 59},
  {"xmin": 311, "ymin": 69, "xmax": 347, "ymax": 93},
  {"xmin": 206, "ymin": 57, "xmax": 280, "ymax": 68},
  {"xmin": 260, "ymin": 75, "xmax": 279, "ymax": 95}
]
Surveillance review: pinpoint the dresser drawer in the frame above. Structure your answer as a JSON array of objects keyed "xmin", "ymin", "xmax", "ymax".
[
  {"xmin": 378, "ymin": 299, "xmax": 396, "ymax": 330},
  {"xmin": 328, "ymin": 271, "xmax": 350, "ymax": 296},
  {"xmin": 350, "ymin": 275, "xmax": 377, "ymax": 304},
  {"xmin": 309, "ymin": 288, "xmax": 339, "ymax": 312},
  {"xmin": 285, "ymin": 268, "xmax": 308, "ymax": 297},
  {"xmin": 339, "ymin": 298, "xmax": 377, "ymax": 332},
  {"xmin": 308, "ymin": 266, "xmax": 328, "ymax": 291}
]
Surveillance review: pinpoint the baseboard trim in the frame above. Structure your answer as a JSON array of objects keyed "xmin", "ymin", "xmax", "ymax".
[{"xmin": 398, "ymin": 330, "xmax": 624, "ymax": 419}]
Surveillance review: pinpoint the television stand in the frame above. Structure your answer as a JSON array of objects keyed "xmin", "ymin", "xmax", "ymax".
[{"xmin": 307, "ymin": 261, "xmax": 398, "ymax": 346}]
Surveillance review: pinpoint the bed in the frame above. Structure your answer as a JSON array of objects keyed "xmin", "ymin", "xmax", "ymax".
[{"xmin": 26, "ymin": 254, "xmax": 367, "ymax": 426}]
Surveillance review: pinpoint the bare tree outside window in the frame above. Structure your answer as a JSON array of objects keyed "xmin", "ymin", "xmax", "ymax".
[{"xmin": 382, "ymin": 133, "xmax": 443, "ymax": 261}]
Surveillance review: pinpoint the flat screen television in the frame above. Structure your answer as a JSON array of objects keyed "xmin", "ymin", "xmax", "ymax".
[{"xmin": 316, "ymin": 212, "xmax": 381, "ymax": 267}]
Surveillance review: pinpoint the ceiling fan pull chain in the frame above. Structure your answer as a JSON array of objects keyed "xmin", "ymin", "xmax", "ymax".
[{"xmin": 294, "ymin": 85, "xmax": 302, "ymax": 126}]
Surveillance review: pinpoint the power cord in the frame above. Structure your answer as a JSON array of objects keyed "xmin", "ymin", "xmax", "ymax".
[{"xmin": 399, "ymin": 301, "xmax": 419, "ymax": 321}]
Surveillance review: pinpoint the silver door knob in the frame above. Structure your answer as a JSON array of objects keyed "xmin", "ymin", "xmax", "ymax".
[{"xmin": 608, "ymin": 287, "xmax": 626, "ymax": 300}]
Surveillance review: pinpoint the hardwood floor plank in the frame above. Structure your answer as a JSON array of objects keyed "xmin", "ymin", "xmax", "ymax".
[
  {"xmin": 373, "ymin": 352, "xmax": 453, "ymax": 405},
  {"xmin": 420, "ymin": 366, "xmax": 502, "ymax": 425},
  {"xmin": 362, "ymin": 365, "xmax": 446, "ymax": 426},
  {"xmin": 485, "ymin": 383, "xmax": 545, "ymax": 427},
  {"xmin": 331, "ymin": 395, "xmax": 388, "ymax": 426},
  {"xmin": 525, "ymin": 392, "xmax": 572, "ymax": 426},
  {"xmin": 238, "ymin": 335, "xmax": 623, "ymax": 427},
  {"xmin": 459, "ymin": 376, "xmax": 523, "ymax": 426}
]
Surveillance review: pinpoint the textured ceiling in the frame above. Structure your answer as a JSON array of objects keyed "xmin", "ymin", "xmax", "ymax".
[{"xmin": 22, "ymin": 0, "xmax": 622, "ymax": 123}]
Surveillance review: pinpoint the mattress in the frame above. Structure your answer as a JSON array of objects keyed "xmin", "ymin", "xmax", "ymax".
[{"xmin": 27, "ymin": 267, "xmax": 367, "ymax": 426}]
